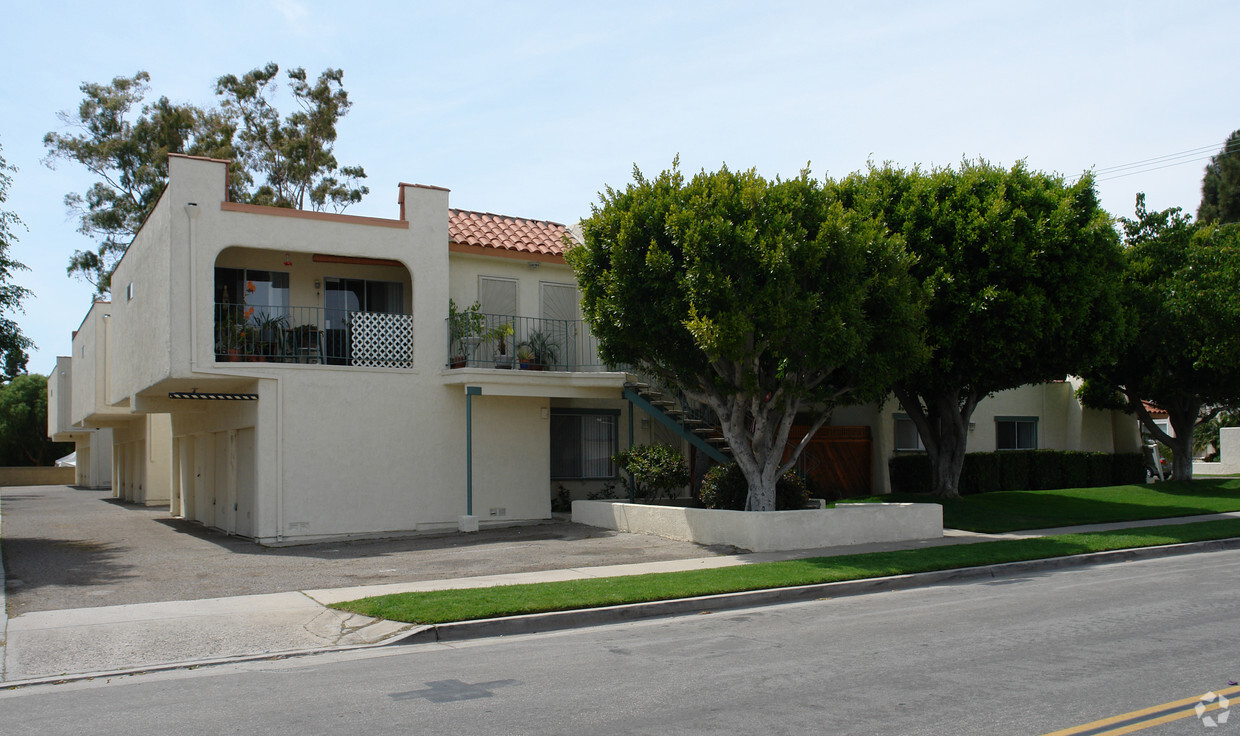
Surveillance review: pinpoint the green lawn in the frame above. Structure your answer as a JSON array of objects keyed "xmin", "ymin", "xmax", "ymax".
[
  {"xmin": 332, "ymin": 518, "xmax": 1240, "ymax": 625},
  {"xmin": 843, "ymin": 478, "xmax": 1240, "ymax": 533}
]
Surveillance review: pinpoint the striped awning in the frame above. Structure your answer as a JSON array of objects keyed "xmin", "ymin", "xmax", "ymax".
[{"xmin": 168, "ymin": 391, "xmax": 258, "ymax": 401}]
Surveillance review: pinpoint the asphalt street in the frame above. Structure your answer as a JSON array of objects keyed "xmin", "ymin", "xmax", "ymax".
[{"xmin": 4, "ymin": 547, "xmax": 1238, "ymax": 735}]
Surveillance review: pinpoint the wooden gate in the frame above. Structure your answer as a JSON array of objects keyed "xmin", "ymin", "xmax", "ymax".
[{"xmin": 783, "ymin": 425, "xmax": 872, "ymax": 499}]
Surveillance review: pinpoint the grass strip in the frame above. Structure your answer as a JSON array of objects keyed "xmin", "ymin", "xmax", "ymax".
[
  {"xmin": 331, "ymin": 518, "xmax": 1240, "ymax": 625},
  {"xmin": 845, "ymin": 479, "xmax": 1240, "ymax": 533}
]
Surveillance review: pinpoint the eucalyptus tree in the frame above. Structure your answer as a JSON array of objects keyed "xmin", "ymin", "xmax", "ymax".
[
  {"xmin": 838, "ymin": 161, "xmax": 1126, "ymax": 497},
  {"xmin": 570, "ymin": 163, "xmax": 926, "ymax": 511},
  {"xmin": 215, "ymin": 64, "xmax": 368, "ymax": 213},
  {"xmin": 43, "ymin": 72, "xmax": 242, "ymax": 293}
]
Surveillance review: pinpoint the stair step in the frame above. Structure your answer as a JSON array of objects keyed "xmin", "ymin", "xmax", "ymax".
[
  {"xmin": 706, "ymin": 437, "xmax": 730, "ymax": 445},
  {"xmin": 650, "ymin": 400, "xmax": 674, "ymax": 408},
  {"xmin": 692, "ymin": 428, "xmax": 715, "ymax": 436},
  {"xmin": 625, "ymin": 382, "xmax": 650, "ymax": 390}
]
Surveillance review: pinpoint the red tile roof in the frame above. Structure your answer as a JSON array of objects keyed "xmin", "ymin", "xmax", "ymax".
[
  {"xmin": 1142, "ymin": 401, "xmax": 1168, "ymax": 418},
  {"xmin": 449, "ymin": 209, "xmax": 575, "ymax": 258}
]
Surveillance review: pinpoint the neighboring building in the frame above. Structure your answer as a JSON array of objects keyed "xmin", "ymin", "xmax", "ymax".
[
  {"xmin": 47, "ymin": 346, "xmax": 115, "ymax": 490},
  {"xmin": 48, "ymin": 153, "xmax": 1140, "ymax": 544}
]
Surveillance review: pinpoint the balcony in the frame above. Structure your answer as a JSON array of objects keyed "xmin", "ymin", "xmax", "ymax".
[
  {"xmin": 215, "ymin": 304, "xmax": 413, "ymax": 368},
  {"xmin": 445, "ymin": 313, "xmax": 612, "ymax": 372}
]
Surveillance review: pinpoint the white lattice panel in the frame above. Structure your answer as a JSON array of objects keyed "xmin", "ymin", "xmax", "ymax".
[{"xmin": 350, "ymin": 312, "xmax": 414, "ymax": 368}]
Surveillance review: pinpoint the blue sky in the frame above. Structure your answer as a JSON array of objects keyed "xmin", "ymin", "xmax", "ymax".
[{"xmin": 3, "ymin": 0, "xmax": 1238, "ymax": 374}]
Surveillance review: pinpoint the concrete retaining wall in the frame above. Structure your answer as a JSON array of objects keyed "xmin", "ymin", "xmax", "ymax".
[
  {"xmin": 572, "ymin": 500, "xmax": 943, "ymax": 553},
  {"xmin": 0, "ymin": 467, "xmax": 76, "ymax": 487}
]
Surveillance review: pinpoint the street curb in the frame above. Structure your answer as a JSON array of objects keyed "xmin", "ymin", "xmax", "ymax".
[
  {"xmin": 398, "ymin": 536, "xmax": 1240, "ymax": 644},
  {"xmin": 0, "ymin": 633, "xmax": 432, "ymax": 691}
]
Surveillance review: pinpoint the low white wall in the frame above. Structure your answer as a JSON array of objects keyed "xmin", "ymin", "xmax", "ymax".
[
  {"xmin": 1194, "ymin": 427, "xmax": 1240, "ymax": 476},
  {"xmin": 572, "ymin": 500, "xmax": 943, "ymax": 553}
]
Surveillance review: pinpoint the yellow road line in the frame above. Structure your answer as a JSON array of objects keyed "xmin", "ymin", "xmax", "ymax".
[{"xmin": 1042, "ymin": 684, "xmax": 1239, "ymax": 736}]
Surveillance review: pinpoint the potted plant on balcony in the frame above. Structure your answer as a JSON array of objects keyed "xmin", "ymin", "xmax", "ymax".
[
  {"xmin": 215, "ymin": 307, "xmax": 248, "ymax": 361},
  {"xmin": 255, "ymin": 313, "xmax": 290, "ymax": 361},
  {"xmin": 516, "ymin": 343, "xmax": 535, "ymax": 370},
  {"xmin": 448, "ymin": 299, "xmax": 485, "ymax": 368},
  {"xmin": 486, "ymin": 322, "xmax": 516, "ymax": 369},
  {"xmin": 520, "ymin": 329, "xmax": 560, "ymax": 370}
]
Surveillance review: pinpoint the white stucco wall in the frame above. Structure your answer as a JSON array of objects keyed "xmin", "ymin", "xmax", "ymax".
[{"xmin": 573, "ymin": 500, "xmax": 943, "ymax": 552}]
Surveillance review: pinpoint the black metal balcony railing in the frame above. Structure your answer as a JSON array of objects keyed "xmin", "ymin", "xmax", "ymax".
[
  {"xmin": 215, "ymin": 304, "xmax": 413, "ymax": 368},
  {"xmin": 445, "ymin": 313, "xmax": 611, "ymax": 371}
]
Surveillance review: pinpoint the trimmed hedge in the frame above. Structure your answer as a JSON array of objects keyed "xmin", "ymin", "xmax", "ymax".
[{"xmin": 889, "ymin": 450, "xmax": 1146, "ymax": 494}]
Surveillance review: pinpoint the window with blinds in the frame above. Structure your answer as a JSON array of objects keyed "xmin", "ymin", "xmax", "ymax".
[{"xmin": 550, "ymin": 410, "xmax": 618, "ymax": 479}]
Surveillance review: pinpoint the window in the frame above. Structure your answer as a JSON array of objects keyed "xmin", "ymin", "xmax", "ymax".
[
  {"xmin": 996, "ymin": 417, "xmax": 1038, "ymax": 450},
  {"xmin": 550, "ymin": 410, "xmax": 618, "ymax": 479},
  {"xmin": 215, "ymin": 268, "xmax": 290, "ymax": 318},
  {"xmin": 893, "ymin": 414, "xmax": 925, "ymax": 451}
]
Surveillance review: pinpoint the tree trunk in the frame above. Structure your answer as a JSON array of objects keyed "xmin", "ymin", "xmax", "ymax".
[
  {"xmin": 927, "ymin": 421, "xmax": 969, "ymax": 498},
  {"xmin": 1132, "ymin": 392, "xmax": 1200, "ymax": 482},
  {"xmin": 893, "ymin": 386, "xmax": 980, "ymax": 499},
  {"xmin": 692, "ymin": 377, "xmax": 826, "ymax": 512}
]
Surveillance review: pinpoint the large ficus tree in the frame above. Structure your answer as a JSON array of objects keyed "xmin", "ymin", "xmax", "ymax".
[
  {"xmin": 1083, "ymin": 197, "xmax": 1240, "ymax": 480},
  {"xmin": 569, "ymin": 163, "xmax": 927, "ymax": 511},
  {"xmin": 838, "ymin": 161, "xmax": 1126, "ymax": 498}
]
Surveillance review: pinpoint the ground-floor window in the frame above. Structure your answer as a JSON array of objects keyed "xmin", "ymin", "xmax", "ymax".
[
  {"xmin": 893, "ymin": 414, "xmax": 925, "ymax": 451},
  {"xmin": 996, "ymin": 416, "xmax": 1038, "ymax": 450},
  {"xmin": 550, "ymin": 410, "xmax": 618, "ymax": 479}
]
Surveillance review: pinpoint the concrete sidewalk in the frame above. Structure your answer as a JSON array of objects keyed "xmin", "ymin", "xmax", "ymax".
[{"xmin": 6, "ymin": 510, "xmax": 1240, "ymax": 685}]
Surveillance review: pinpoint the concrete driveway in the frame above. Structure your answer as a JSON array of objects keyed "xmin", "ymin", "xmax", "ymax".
[{"xmin": 1, "ymin": 484, "xmax": 734, "ymax": 616}]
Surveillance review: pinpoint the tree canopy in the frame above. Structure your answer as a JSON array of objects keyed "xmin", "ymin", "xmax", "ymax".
[
  {"xmin": 1084, "ymin": 196, "xmax": 1240, "ymax": 480},
  {"xmin": 216, "ymin": 64, "xmax": 368, "ymax": 212},
  {"xmin": 569, "ymin": 162, "xmax": 926, "ymax": 511},
  {"xmin": 1198, "ymin": 130, "xmax": 1240, "ymax": 225},
  {"xmin": 0, "ymin": 138, "xmax": 33, "ymax": 378},
  {"xmin": 838, "ymin": 160, "xmax": 1126, "ymax": 497},
  {"xmin": 0, "ymin": 375, "xmax": 71, "ymax": 466},
  {"xmin": 44, "ymin": 65, "xmax": 367, "ymax": 294}
]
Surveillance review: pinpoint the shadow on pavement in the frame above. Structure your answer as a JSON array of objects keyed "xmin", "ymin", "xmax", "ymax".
[{"xmin": 1, "ymin": 537, "xmax": 137, "ymax": 592}]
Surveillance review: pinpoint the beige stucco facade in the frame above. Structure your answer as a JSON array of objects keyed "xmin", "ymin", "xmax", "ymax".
[
  {"xmin": 834, "ymin": 377, "xmax": 1142, "ymax": 495},
  {"xmin": 52, "ymin": 154, "xmax": 632, "ymax": 544},
  {"xmin": 49, "ymin": 153, "xmax": 1141, "ymax": 544}
]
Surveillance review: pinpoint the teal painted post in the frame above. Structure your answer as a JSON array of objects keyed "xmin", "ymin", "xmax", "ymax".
[
  {"xmin": 627, "ymin": 400, "xmax": 635, "ymax": 503},
  {"xmin": 466, "ymin": 386, "xmax": 482, "ymax": 516}
]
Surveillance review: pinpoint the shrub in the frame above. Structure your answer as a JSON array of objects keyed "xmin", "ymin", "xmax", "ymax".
[
  {"xmin": 888, "ymin": 454, "xmax": 932, "ymax": 494},
  {"xmin": 1111, "ymin": 453, "xmax": 1146, "ymax": 484},
  {"xmin": 960, "ymin": 453, "xmax": 1000, "ymax": 495},
  {"xmin": 1029, "ymin": 450, "xmax": 1063, "ymax": 490},
  {"xmin": 1059, "ymin": 451, "xmax": 1088, "ymax": 489},
  {"xmin": 698, "ymin": 463, "xmax": 810, "ymax": 510},
  {"xmin": 1085, "ymin": 452, "xmax": 1113, "ymax": 487},
  {"xmin": 613, "ymin": 444, "xmax": 689, "ymax": 503},
  {"xmin": 999, "ymin": 450, "xmax": 1033, "ymax": 491}
]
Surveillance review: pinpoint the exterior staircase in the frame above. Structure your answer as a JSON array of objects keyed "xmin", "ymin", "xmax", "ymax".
[{"xmin": 622, "ymin": 376, "xmax": 732, "ymax": 464}]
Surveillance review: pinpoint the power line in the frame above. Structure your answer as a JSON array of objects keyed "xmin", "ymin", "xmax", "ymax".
[{"xmin": 1080, "ymin": 137, "xmax": 1239, "ymax": 184}]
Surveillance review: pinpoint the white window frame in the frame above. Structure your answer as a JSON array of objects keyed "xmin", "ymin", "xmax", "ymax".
[
  {"xmin": 995, "ymin": 416, "xmax": 1038, "ymax": 451},
  {"xmin": 893, "ymin": 414, "xmax": 926, "ymax": 452}
]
